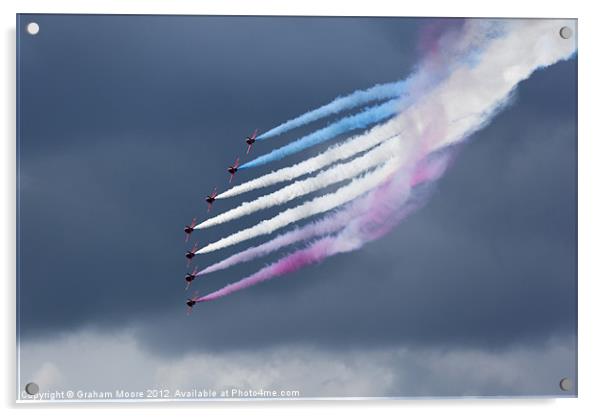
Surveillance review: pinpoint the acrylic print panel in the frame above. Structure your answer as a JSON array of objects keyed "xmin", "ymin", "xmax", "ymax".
[{"xmin": 16, "ymin": 15, "xmax": 577, "ymax": 401}]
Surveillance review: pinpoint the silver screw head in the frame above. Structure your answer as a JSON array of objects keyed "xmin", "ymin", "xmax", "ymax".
[
  {"xmin": 559, "ymin": 26, "xmax": 573, "ymax": 40},
  {"xmin": 25, "ymin": 382, "xmax": 39, "ymax": 395}
]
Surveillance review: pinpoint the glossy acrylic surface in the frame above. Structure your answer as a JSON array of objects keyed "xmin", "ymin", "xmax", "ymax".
[{"xmin": 17, "ymin": 15, "xmax": 577, "ymax": 401}]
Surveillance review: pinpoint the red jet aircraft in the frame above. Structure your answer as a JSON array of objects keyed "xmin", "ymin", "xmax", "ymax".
[
  {"xmin": 205, "ymin": 187, "xmax": 218, "ymax": 212},
  {"xmin": 185, "ymin": 266, "xmax": 200, "ymax": 290},
  {"xmin": 227, "ymin": 157, "xmax": 240, "ymax": 183},
  {"xmin": 186, "ymin": 291, "xmax": 199, "ymax": 314},
  {"xmin": 185, "ymin": 242, "xmax": 200, "ymax": 266},
  {"xmin": 184, "ymin": 218, "xmax": 197, "ymax": 242},
  {"xmin": 245, "ymin": 129, "xmax": 259, "ymax": 154}
]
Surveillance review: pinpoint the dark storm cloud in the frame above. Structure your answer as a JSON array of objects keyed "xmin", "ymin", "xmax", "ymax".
[
  {"xmin": 18, "ymin": 14, "xmax": 419, "ymax": 334},
  {"xmin": 18, "ymin": 15, "xmax": 576, "ymax": 359}
]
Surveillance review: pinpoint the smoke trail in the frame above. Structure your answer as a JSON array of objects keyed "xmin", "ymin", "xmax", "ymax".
[
  {"xmin": 195, "ymin": 237, "xmax": 341, "ymax": 302},
  {"xmin": 218, "ymin": 131, "xmax": 401, "ymax": 200},
  {"xmin": 196, "ymin": 157, "xmax": 403, "ymax": 255},
  {"xmin": 194, "ymin": 19, "xmax": 577, "ymax": 301},
  {"xmin": 197, "ymin": 136, "xmax": 407, "ymax": 230},
  {"xmin": 255, "ymin": 18, "xmax": 500, "ymax": 143},
  {"xmin": 240, "ymin": 99, "xmax": 402, "ymax": 169},
  {"xmin": 198, "ymin": 207, "xmax": 360, "ymax": 275},
  {"xmin": 402, "ymin": 20, "xmax": 576, "ymax": 154},
  {"xmin": 258, "ymin": 80, "xmax": 408, "ymax": 140},
  {"xmin": 199, "ymin": 149, "xmax": 452, "ymax": 275},
  {"xmin": 223, "ymin": 21, "xmax": 506, "ymax": 198},
  {"xmin": 193, "ymin": 156, "xmax": 445, "ymax": 302}
]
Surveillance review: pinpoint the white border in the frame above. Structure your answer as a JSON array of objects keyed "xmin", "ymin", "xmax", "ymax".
[{"xmin": 3, "ymin": 1, "xmax": 600, "ymax": 416}]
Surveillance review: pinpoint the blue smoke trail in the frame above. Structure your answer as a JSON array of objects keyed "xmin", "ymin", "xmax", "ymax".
[
  {"xmin": 241, "ymin": 99, "xmax": 401, "ymax": 170},
  {"xmin": 257, "ymin": 80, "xmax": 407, "ymax": 140}
]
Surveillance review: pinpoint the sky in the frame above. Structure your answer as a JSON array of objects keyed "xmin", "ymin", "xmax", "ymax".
[{"xmin": 17, "ymin": 15, "xmax": 577, "ymax": 399}]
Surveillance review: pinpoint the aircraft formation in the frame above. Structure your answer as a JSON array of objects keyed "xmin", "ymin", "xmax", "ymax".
[
  {"xmin": 183, "ymin": 129, "xmax": 258, "ymax": 313},
  {"xmin": 178, "ymin": 19, "xmax": 576, "ymax": 315}
]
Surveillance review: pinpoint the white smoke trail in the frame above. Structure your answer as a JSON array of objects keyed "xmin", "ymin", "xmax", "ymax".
[
  {"xmin": 199, "ymin": 150, "xmax": 451, "ymax": 275},
  {"xmin": 196, "ymin": 156, "xmax": 404, "ymax": 255},
  {"xmin": 196, "ymin": 136, "xmax": 408, "ymax": 230},
  {"xmin": 218, "ymin": 130, "xmax": 402, "ymax": 200},
  {"xmin": 399, "ymin": 19, "xmax": 577, "ymax": 154}
]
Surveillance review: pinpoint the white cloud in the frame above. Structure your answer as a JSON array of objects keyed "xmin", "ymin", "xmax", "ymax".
[{"xmin": 18, "ymin": 329, "xmax": 576, "ymax": 400}]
